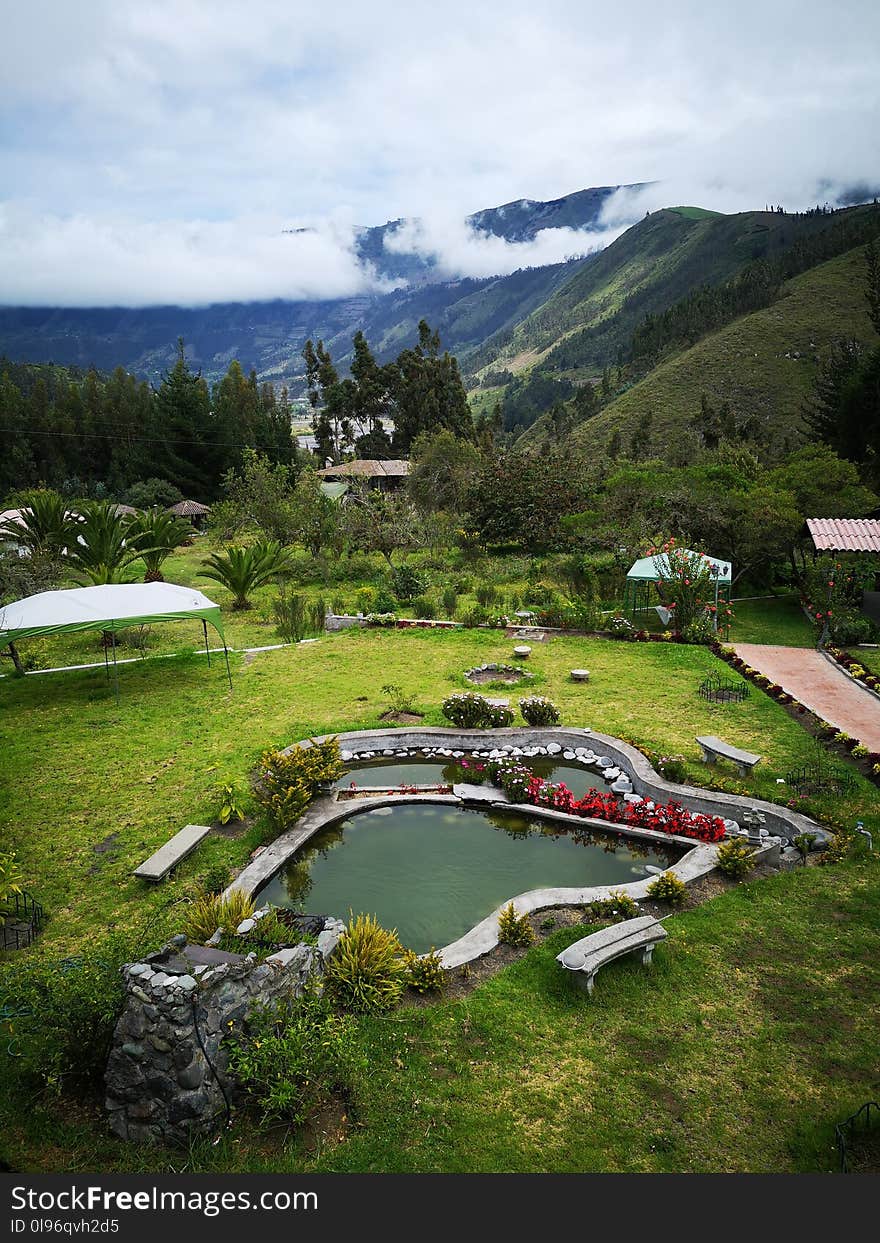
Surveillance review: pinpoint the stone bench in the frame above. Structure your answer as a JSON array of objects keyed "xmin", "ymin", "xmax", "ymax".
[
  {"xmin": 556, "ymin": 915, "xmax": 667, "ymax": 996},
  {"xmin": 133, "ymin": 824, "xmax": 211, "ymax": 881},
  {"xmin": 695, "ymin": 735, "xmax": 762, "ymax": 777}
]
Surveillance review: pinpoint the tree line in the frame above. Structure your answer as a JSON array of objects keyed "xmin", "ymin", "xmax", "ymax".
[{"xmin": 0, "ymin": 341, "xmax": 297, "ymax": 500}]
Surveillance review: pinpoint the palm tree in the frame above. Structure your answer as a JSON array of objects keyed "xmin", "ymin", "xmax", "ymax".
[
  {"xmin": 64, "ymin": 501, "xmax": 153, "ymax": 586},
  {"xmin": 127, "ymin": 508, "xmax": 191, "ymax": 582},
  {"xmin": 0, "ymin": 489, "xmax": 71, "ymax": 558},
  {"xmin": 199, "ymin": 542, "xmax": 293, "ymax": 609}
]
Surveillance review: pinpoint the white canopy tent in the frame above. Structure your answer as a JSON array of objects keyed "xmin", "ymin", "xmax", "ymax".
[{"xmin": 0, "ymin": 582, "xmax": 231, "ymax": 697}]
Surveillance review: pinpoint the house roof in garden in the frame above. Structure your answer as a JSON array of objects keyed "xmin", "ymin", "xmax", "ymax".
[
  {"xmin": 168, "ymin": 500, "xmax": 211, "ymax": 516},
  {"xmin": 316, "ymin": 459, "xmax": 410, "ymax": 478},
  {"xmin": 806, "ymin": 517, "xmax": 880, "ymax": 553}
]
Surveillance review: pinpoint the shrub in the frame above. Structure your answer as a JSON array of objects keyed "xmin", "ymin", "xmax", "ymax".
[
  {"xmin": 199, "ymin": 861, "xmax": 232, "ymax": 895},
  {"xmin": 715, "ymin": 837, "xmax": 757, "ymax": 879},
  {"xmin": 325, "ymin": 913, "xmax": 406, "ymax": 1013},
  {"xmin": 255, "ymin": 738, "xmax": 344, "ymax": 831},
  {"xmin": 497, "ymin": 902, "xmax": 535, "ymax": 947},
  {"xmin": 199, "ymin": 542, "xmax": 294, "ymax": 610},
  {"xmin": 646, "ymin": 871, "xmax": 688, "ymax": 907},
  {"xmin": 225, "ymin": 989, "xmax": 364, "ymax": 1125},
  {"xmin": 185, "ymin": 891, "xmax": 255, "ymax": 943},
  {"xmin": 590, "ymin": 891, "xmax": 640, "ymax": 921},
  {"xmin": 484, "ymin": 701, "xmax": 515, "ymax": 727},
  {"xmin": 0, "ymin": 929, "xmax": 146, "ymax": 1091},
  {"xmin": 657, "ymin": 754, "xmax": 687, "ymax": 783},
  {"xmin": 0, "ymin": 850, "xmax": 24, "ymax": 914},
  {"xmin": 519, "ymin": 695, "xmax": 560, "ymax": 726},
  {"xmin": 273, "ymin": 589, "xmax": 309, "ymax": 643},
  {"xmin": 441, "ymin": 586, "xmax": 458, "ymax": 617},
  {"xmin": 372, "ymin": 587, "xmax": 398, "ymax": 614},
  {"xmin": 475, "ymin": 582, "xmax": 497, "ymax": 607},
  {"xmin": 793, "ymin": 832, "xmax": 818, "ymax": 863},
  {"xmin": 381, "ymin": 683, "xmax": 418, "ymax": 715},
  {"xmin": 365, "ymin": 611, "xmax": 398, "ymax": 627},
  {"xmin": 389, "ymin": 564, "xmax": 425, "ymax": 602},
  {"xmin": 403, "ymin": 948, "xmax": 447, "ymax": 994},
  {"xmin": 442, "ymin": 692, "xmax": 493, "ymax": 728},
  {"xmin": 852, "ymin": 744, "xmax": 869, "ymax": 758},
  {"xmin": 459, "ymin": 606, "xmax": 488, "ymax": 628},
  {"xmin": 410, "ymin": 594, "xmax": 435, "ymax": 619},
  {"xmin": 820, "ymin": 828, "xmax": 854, "ymax": 866},
  {"xmin": 354, "ymin": 586, "xmax": 377, "ymax": 614},
  {"xmin": 214, "ymin": 779, "xmax": 247, "ymax": 825}
]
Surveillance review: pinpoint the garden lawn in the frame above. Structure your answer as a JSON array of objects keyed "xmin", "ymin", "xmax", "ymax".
[
  {"xmin": 1, "ymin": 627, "xmax": 877, "ymax": 961},
  {"xmin": 1, "ymin": 854, "xmax": 877, "ymax": 1173}
]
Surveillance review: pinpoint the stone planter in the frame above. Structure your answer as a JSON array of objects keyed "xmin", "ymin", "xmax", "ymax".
[
  {"xmin": 570, "ymin": 669, "xmax": 590, "ymax": 683},
  {"xmin": 513, "ymin": 645, "xmax": 532, "ymax": 658}
]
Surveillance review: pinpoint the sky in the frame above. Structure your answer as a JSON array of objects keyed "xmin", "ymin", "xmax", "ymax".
[{"xmin": 0, "ymin": 0, "xmax": 878, "ymax": 306}]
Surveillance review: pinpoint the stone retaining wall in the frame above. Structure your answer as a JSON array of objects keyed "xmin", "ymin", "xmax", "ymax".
[{"xmin": 105, "ymin": 922, "xmax": 344, "ymax": 1146}]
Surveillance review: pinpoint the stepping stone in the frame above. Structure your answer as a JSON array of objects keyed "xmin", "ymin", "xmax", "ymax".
[{"xmin": 546, "ymin": 743, "xmax": 562, "ymax": 755}]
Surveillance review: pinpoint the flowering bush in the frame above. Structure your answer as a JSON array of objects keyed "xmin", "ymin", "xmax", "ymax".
[
  {"xmin": 647, "ymin": 537, "xmax": 728, "ymax": 633},
  {"xmin": 486, "ymin": 761, "xmax": 726, "ymax": 842},
  {"xmin": 441, "ymin": 692, "xmax": 511, "ymax": 728},
  {"xmin": 365, "ymin": 612, "xmax": 398, "ymax": 627},
  {"xmin": 519, "ymin": 695, "xmax": 561, "ymax": 726}
]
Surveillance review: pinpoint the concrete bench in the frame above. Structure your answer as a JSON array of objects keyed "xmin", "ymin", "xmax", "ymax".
[
  {"xmin": 695, "ymin": 734, "xmax": 761, "ymax": 777},
  {"xmin": 133, "ymin": 824, "xmax": 211, "ymax": 881},
  {"xmin": 556, "ymin": 915, "xmax": 667, "ymax": 996}
]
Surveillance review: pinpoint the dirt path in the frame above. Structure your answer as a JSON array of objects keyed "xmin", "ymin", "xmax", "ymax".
[{"xmin": 734, "ymin": 643, "xmax": 880, "ymax": 751}]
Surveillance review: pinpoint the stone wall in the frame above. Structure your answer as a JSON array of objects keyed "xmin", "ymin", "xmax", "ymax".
[{"xmin": 105, "ymin": 920, "xmax": 344, "ymax": 1146}]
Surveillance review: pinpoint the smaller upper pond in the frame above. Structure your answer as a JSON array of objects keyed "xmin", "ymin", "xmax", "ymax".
[{"xmin": 334, "ymin": 753, "xmax": 614, "ymax": 799}]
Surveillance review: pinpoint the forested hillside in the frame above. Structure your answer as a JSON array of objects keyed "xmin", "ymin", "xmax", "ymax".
[{"xmin": 567, "ymin": 245, "xmax": 878, "ymax": 461}]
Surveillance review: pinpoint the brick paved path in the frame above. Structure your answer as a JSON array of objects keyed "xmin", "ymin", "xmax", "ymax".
[{"xmin": 734, "ymin": 643, "xmax": 880, "ymax": 751}]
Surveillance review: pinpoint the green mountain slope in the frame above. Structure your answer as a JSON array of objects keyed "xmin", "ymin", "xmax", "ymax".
[
  {"xmin": 569, "ymin": 245, "xmax": 877, "ymax": 457},
  {"xmin": 466, "ymin": 206, "xmax": 855, "ymax": 381}
]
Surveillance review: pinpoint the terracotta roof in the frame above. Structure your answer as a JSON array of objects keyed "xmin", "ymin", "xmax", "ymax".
[
  {"xmin": 316, "ymin": 459, "xmax": 409, "ymax": 479},
  {"xmin": 168, "ymin": 500, "xmax": 211, "ymax": 516},
  {"xmin": 806, "ymin": 517, "xmax": 880, "ymax": 553}
]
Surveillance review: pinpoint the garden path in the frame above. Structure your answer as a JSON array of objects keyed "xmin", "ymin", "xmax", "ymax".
[{"xmin": 733, "ymin": 643, "xmax": 880, "ymax": 751}]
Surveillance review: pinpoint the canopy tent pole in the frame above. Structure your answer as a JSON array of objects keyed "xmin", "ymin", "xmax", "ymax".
[
  {"xmin": 222, "ymin": 643, "xmax": 232, "ymax": 690},
  {"xmin": 103, "ymin": 640, "xmax": 110, "ymax": 683},
  {"xmin": 202, "ymin": 619, "xmax": 211, "ymax": 667},
  {"xmin": 111, "ymin": 630, "xmax": 119, "ymax": 704}
]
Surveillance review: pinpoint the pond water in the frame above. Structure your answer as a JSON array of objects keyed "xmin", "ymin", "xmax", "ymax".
[
  {"xmin": 334, "ymin": 754, "xmax": 615, "ymax": 799},
  {"xmin": 256, "ymin": 802, "xmax": 681, "ymax": 953}
]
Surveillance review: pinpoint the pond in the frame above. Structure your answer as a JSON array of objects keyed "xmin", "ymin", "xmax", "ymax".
[
  {"xmin": 255, "ymin": 802, "xmax": 681, "ymax": 953},
  {"xmin": 334, "ymin": 753, "xmax": 615, "ymax": 799}
]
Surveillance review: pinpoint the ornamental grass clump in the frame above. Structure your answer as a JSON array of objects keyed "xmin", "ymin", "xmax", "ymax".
[
  {"xmin": 255, "ymin": 738, "xmax": 344, "ymax": 831},
  {"xmin": 646, "ymin": 871, "xmax": 688, "ymax": 907},
  {"xmin": 715, "ymin": 837, "xmax": 757, "ymax": 880},
  {"xmin": 325, "ymin": 913, "xmax": 407, "ymax": 1013},
  {"xmin": 590, "ymin": 891, "xmax": 640, "ymax": 922},
  {"xmin": 519, "ymin": 695, "xmax": 561, "ymax": 726},
  {"xmin": 185, "ymin": 891, "xmax": 255, "ymax": 943},
  {"xmin": 497, "ymin": 902, "xmax": 535, "ymax": 947}
]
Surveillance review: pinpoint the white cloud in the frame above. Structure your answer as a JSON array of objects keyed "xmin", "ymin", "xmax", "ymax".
[
  {"xmin": 0, "ymin": 206, "xmax": 398, "ymax": 306},
  {"xmin": 0, "ymin": 0, "xmax": 877, "ymax": 305},
  {"xmin": 383, "ymin": 216, "xmax": 628, "ymax": 279}
]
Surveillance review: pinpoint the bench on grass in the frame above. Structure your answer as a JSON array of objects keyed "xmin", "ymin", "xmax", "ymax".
[
  {"xmin": 133, "ymin": 824, "xmax": 211, "ymax": 882},
  {"xmin": 555, "ymin": 915, "xmax": 667, "ymax": 996},
  {"xmin": 695, "ymin": 734, "xmax": 762, "ymax": 777}
]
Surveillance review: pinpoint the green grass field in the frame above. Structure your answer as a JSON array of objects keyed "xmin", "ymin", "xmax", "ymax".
[{"xmin": 2, "ymin": 622, "xmax": 878, "ymax": 1174}]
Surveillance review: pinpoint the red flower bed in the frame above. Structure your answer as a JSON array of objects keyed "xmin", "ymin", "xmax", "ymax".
[{"xmin": 489, "ymin": 763, "xmax": 726, "ymax": 842}]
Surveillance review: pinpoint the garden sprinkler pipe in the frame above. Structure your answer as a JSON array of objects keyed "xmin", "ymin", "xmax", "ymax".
[{"xmin": 855, "ymin": 821, "xmax": 873, "ymax": 851}]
